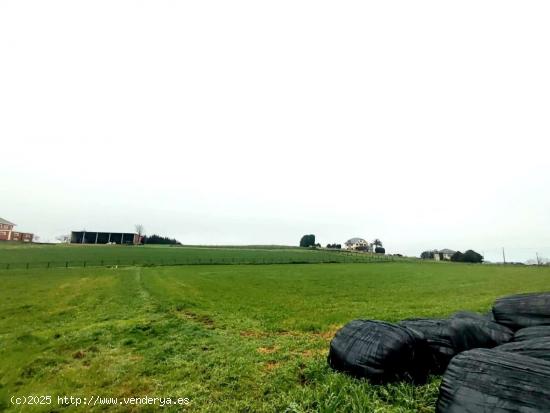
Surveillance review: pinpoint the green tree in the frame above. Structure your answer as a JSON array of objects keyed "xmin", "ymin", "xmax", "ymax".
[
  {"xmin": 462, "ymin": 250, "xmax": 483, "ymax": 263},
  {"xmin": 451, "ymin": 250, "xmax": 483, "ymax": 263},
  {"xmin": 299, "ymin": 234, "xmax": 316, "ymax": 247},
  {"xmin": 420, "ymin": 251, "xmax": 434, "ymax": 259},
  {"xmin": 451, "ymin": 251, "xmax": 464, "ymax": 262}
]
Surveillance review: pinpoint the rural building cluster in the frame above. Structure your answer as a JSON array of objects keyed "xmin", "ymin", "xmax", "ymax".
[{"xmin": 0, "ymin": 217, "xmax": 34, "ymax": 242}]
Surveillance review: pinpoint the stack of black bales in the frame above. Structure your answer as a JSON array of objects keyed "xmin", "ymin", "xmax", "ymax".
[
  {"xmin": 327, "ymin": 291, "xmax": 550, "ymax": 413},
  {"xmin": 436, "ymin": 292, "xmax": 550, "ymax": 412}
]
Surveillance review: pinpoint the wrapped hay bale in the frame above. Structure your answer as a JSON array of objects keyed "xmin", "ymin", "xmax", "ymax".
[
  {"xmin": 514, "ymin": 325, "xmax": 550, "ymax": 342},
  {"xmin": 400, "ymin": 313, "xmax": 513, "ymax": 374},
  {"xmin": 451, "ymin": 311, "xmax": 490, "ymax": 321},
  {"xmin": 492, "ymin": 292, "xmax": 550, "ymax": 330},
  {"xmin": 436, "ymin": 348, "xmax": 550, "ymax": 413},
  {"xmin": 452, "ymin": 310, "xmax": 496, "ymax": 323},
  {"xmin": 327, "ymin": 320, "xmax": 429, "ymax": 383},
  {"xmin": 398, "ymin": 318, "xmax": 455, "ymax": 374},
  {"xmin": 449, "ymin": 314, "xmax": 513, "ymax": 352},
  {"xmin": 494, "ymin": 337, "xmax": 550, "ymax": 362}
]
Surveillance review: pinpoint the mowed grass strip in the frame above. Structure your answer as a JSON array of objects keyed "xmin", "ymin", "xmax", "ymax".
[{"xmin": 1, "ymin": 262, "xmax": 549, "ymax": 412}]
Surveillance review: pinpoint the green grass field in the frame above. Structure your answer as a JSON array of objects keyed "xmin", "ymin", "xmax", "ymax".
[
  {"xmin": 0, "ymin": 243, "xmax": 393, "ymax": 269},
  {"xmin": 1, "ymin": 245, "xmax": 549, "ymax": 412}
]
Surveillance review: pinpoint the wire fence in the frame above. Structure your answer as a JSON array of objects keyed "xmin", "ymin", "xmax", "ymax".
[{"xmin": 0, "ymin": 252, "xmax": 404, "ymax": 270}]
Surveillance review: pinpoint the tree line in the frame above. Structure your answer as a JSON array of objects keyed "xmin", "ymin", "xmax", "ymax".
[{"xmin": 142, "ymin": 234, "xmax": 181, "ymax": 245}]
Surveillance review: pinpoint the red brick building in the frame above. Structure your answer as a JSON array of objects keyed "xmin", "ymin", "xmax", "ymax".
[{"xmin": 0, "ymin": 217, "xmax": 34, "ymax": 242}]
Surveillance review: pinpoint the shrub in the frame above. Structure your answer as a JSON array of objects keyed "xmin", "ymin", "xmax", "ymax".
[{"xmin": 375, "ymin": 247, "xmax": 385, "ymax": 254}]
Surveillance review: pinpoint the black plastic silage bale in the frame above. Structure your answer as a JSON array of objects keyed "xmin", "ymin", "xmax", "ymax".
[
  {"xmin": 492, "ymin": 292, "xmax": 550, "ymax": 330},
  {"xmin": 436, "ymin": 348, "xmax": 550, "ymax": 413},
  {"xmin": 514, "ymin": 325, "xmax": 550, "ymax": 342},
  {"xmin": 327, "ymin": 320, "xmax": 429, "ymax": 384},
  {"xmin": 452, "ymin": 310, "xmax": 496, "ymax": 323},
  {"xmin": 451, "ymin": 311, "xmax": 489, "ymax": 321},
  {"xmin": 494, "ymin": 337, "xmax": 550, "ymax": 362},
  {"xmin": 449, "ymin": 313, "xmax": 513, "ymax": 352},
  {"xmin": 398, "ymin": 318, "xmax": 455, "ymax": 374}
]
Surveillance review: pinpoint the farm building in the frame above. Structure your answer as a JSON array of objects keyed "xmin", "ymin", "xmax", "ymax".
[
  {"xmin": 70, "ymin": 231, "xmax": 141, "ymax": 245},
  {"xmin": 345, "ymin": 237, "xmax": 371, "ymax": 251},
  {"xmin": 0, "ymin": 217, "xmax": 34, "ymax": 242},
  {"xmin": 434, "ymin": 248, "xmax": 456, "ymax": 261}
]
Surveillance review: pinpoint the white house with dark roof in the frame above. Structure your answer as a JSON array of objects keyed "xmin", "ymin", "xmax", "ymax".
[
  {"xmin": 434, "ymin": 249, "xmax": 456, "ymax": 261},
  {"xmin": 345, "ymin": 237, "xmax": 371, "ymax": 251}
]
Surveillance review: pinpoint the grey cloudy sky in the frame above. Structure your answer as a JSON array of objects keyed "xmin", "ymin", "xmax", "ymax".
[{"xmin": 1, "ymin": 1, "xmax": 549, "ymax": 262}]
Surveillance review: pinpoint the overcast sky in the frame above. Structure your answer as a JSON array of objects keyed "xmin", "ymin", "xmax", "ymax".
[{"xmin": 1, "ymin": 1, "xmax": 549, "ymax": 262}]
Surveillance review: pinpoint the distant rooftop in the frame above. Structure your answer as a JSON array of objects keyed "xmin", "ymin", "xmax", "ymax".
[
  {"xmin": 346, "ymin": 237, "xmax": 368, "ymax": 244},
  {"xmin": 0, "ymin": 217, "xmax": 15, "ymax": 226}
]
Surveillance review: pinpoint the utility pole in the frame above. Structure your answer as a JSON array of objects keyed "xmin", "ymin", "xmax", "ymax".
[
  {"xmin": 502, "ymin": 247, "xmax": 506, "ymax": 264},
  {"xmin": 536, "ymin": 252, "xmax": 540, "ymax": 265}
]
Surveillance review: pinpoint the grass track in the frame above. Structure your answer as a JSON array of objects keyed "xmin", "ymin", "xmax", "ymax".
[{"xmin": 1, "ymin": 262, "xmax": 549, "ymax": 412}]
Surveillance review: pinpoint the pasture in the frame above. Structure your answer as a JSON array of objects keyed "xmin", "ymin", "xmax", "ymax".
[
  {"xmin": 1, "ymin": 247, "xmax": 549, "ymax": 412},
  {"xmin": 0, "ymin": 243, "xmax": 393, "ymax": 269}
]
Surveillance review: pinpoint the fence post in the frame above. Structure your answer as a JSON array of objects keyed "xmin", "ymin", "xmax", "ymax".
[
  {"xmin": 6, "ymin": 263, "xmax": 9, "ymax": 270},
  {"xmin": 47, "ymin": 262, "xmax": 50, "ymax": 269},
  {"xmin": 84, "ymin": 261, "xmax": 86, "ymax": 268},
  {"xmin": 65, "ymin": 261, "xmax": 68, "ymax": 268}
]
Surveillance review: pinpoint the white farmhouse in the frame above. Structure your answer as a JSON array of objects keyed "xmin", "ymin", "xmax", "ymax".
[
  {"xmin": 345, "ymin": 237, "xmax": 371, "ymax": 251},
  {"xmin": 434, "ymin": 249, "xmax": 456, "ymax": 261}
]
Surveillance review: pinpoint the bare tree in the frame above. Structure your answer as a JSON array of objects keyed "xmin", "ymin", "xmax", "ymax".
[{"xmin": 135, "ymin": 224, "xmax": 145, "ymax": 238}]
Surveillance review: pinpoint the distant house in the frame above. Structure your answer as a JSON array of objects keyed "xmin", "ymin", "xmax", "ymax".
[
  {"xmin": 345, "ymin": 237, "xmax": 371, "ymax": 251},
  {"xmin": 0, "ymin": 217, "xmax": 34, "ymax": 242},
  {"xmin": 434, "ymin": 249, "xmax": 456, "ymax": 261}
]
